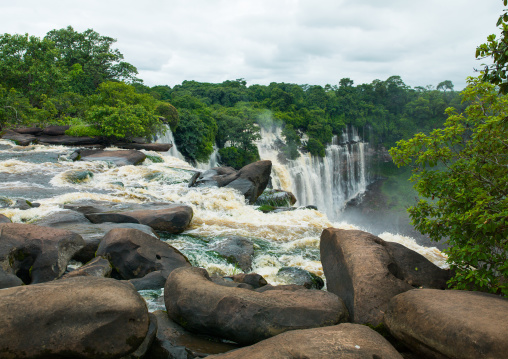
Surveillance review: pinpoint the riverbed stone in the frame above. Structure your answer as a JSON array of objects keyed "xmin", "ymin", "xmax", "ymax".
[
  {"xmin": 42, "ymin": 125, "xmax": 70, "ymax": 136},
  {"xmin": 0, "ymin": 276, "xmax": 150, "ymax": 358},
  {"xmin": 0, "ymin": 223, "xmax": 85, "ymax": 284},
  {"xmin": 0, "ymin": 213, "xmax": 11, "ymax": 223},
  {"xmin": 37, "ymin": 134, "xmax": 101, "ymax": 146},
  {"xmin": 190, "ymin": 160, "xmax": 272, "ymax": 203},
  {"xmin": 86, "ymin": 205, "xmax": 194, "ymax": 233},
  {"xmin": 116, "ymin": 142, "xmax": 173, "ymax": 152},
  {"xmin": 164, "ymin": 267, "xmax": 349, "ymax": 345},
  {"xmin": 1, "ymin": 129, "xmax": 36, "ymax": 146},
  {"xmin": 97, "ymin": 228, "xmax": 191, "ymax": 287},
  {"xmin": 0, "ymin": 268, "xmax": 23, "ymax": 289},
  {"xmin": 275, "ymin": 266, "xmax": 324, "ymax": 290},
  {"xmin": 80, "ymin": 149, "xmax": 146, "ymax": 166},
  {"xmin": 211, "ymin": 236, "xmax": 254, "ymax": 272},
  {"xmin": 62, "ymin": 256, "xmax": 112, "ymax": 279},
  {"xmin": 321, "ymin": 228, "xmax": 450, "ymax": 326},
  {"xmin": 384, "ymin": 289, "xmax": 508, "ymax": 359},
  {"xmin": 147, "ymin": 310, "xmax": 239, "ymax": 358},
  {"xmin": 207, "ymin": 323, "xmax": 403, "ymax": 359}
]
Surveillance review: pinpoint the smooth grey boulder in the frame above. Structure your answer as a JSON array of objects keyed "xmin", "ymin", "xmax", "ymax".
[
  {"xmin": 62, "ymin": 256, "xmax": 112, "ymax": 279},
  {"xmin": 275, "ymin": 267, "xmax": 324, "ymax": 290},
  {"xmin": 0, "ymin": 276, "xmax": 150, "ymax": 359},
  {"xmin": 0, "ymin": 213, "xmax": 11, "ymax": 223},
  {"xmin": 207, "ymin": 323, "xmax": 403, "ymax": 359},
  {"xmin": 97, "ymin": 228, "xmax": 191, "ymax": 288},
  {"xmin": 86, "ymin": 205, "xmax": 193, "ymax": 233},
  {"xmin": 320, "ymin": 228, "xmax": 450, "ymax": 326},
  {"xmin": 147, "ymin": 310, "xmax": 239, "ymax": 359},
  {"xmin": 211, "ymin": 236, "xmax": 254, "ymax": 272},
  {"xmin": 116, "ymin": 142, "xmax": 173, "ymax": 152},
  {"xmin": 79, "ymin": 149, "xmax": 146, "ymax": 166},
  {"xmin": 164, "ymin": 267, "xmax": 349, "ymax": 345},
  {"xmin": 0, "ymin": 223, "xmax": 85, "ymax": 285},
  {"xmin": 384, "ymin": 289, "xmax": 508, "ymax": 359},
  {"xmin": 1, "ymin": 129, "xmax": 36, "ymax": 146},
  {"xmin": 0, "ymin": 268, "xmax": 23, "ymax": 289}
]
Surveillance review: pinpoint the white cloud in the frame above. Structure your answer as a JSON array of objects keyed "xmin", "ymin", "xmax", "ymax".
[{"xmin": 0, "ymin": 0, "xmax": 503, "ymax": 89}]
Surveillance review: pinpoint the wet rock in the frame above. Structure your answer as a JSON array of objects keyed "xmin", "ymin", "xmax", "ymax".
[
  {"xmin": 37, "ymin": 134, "xmax": 101, "ymax": 146},
  {"xmin": 320, "ymin": 228, "xmax": 450, "ymax": 326},
  {"xmin": 96, "ymin": 228, "xmax": 191, "ymax": 288},
  {"xmin": 211, "ymin": 236, "xmax": 254, "ymax": 272},
  {"xmin": 79, "ymin": 149, "xmax": 146, "ymax": 166},
  {"xmin": 0, "ymin": 213, "xmax": 11, "ymax": 223},
  {"xmin": 207, "ymin": 323, "xmax": 403, "ymax": 359},
  {"xmin": 0, "ymin": 268, "xmax": 23, "ymax": 289},
  {"xmin": 275, "ymin": 267, "xmax": 324, "ymax": 290},
  {"xmin": 0, "ymin": 223, "xmax": 85, "ymax": 284},
  {"xmin": 122, "ymin": 313, "xmax": 158, "ymax": 359},
  {"xmin": 255, "ymin": 284, "xmax": 308, "ymax": 293},
  {"xmin": 116, "ymin": 142, "xmax": 173, "ymax": 152},
  {"xmin": 164, "ymin": 267, "xmax": 349, "ymax": 345},
  {"xmin": 190, "ymin": 161, "xmax": 272, "ymax": 203},
  {"xmin": 255, "ymin": 189, "xmax": 297, "ymax": 207},
  {"xmin": 86, "ymin": 205, "xmax": 194, "ymax": 233},
  {"xmin": 12, "ymin": 127, "xmax": 43, "ymax": 135},
  {"xmin": 0, "ymin": 276, "xmax": 150, "ymax": 358},
  {"xmin": 147, "ymin": 310, "xmax": 240, "ymax": 359},
  {"xmin": 1, "ymin": 129, "xmax": 36, "ymax": 146},
  {"xmin": 230, "ymin": 273, "xmax": 267, "ymax": 289},
  {"xmin": 384, "ymin": 289, "xmax": 508, "ymax": 359},
  {"xmin": 62, "ymin": 256, "xmax": 112, "ymax": 279},
  {"xmin": 63, "ymin": 169, "xmax": 94, "ymax": 184},
  {"xmin": 42, "ymin": 125, "xmax": 70, "ymax": 136}
]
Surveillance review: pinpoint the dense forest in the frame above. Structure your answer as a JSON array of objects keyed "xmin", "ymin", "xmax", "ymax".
[{"xmin": 0, "ymin": 26, "xmax": 464, "ymax": 168}]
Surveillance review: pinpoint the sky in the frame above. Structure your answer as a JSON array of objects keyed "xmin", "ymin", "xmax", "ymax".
[{"xmin": 1, "ymin": 0, "xmax": 504, "ymax": 90}]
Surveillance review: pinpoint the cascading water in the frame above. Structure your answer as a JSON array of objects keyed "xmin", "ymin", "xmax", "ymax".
[
  {"xmin": 0, "ymin": 136, "xmax": 446, "ymax": 311},
  {"xmin": 155, "ymin": 125, "xmax": 185, "ymax": 160},
  {"xmin": 257, "ymin": 125, "xmax": 371, "ymax": 221}
]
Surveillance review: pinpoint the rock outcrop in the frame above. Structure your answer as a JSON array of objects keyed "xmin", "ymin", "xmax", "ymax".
[
  {"xmin": 164, "ymin": 267, "xmax": 349, "ymax": 345},
  {"xmin": 211, "ymin": 236, "xmax": 254, "ymax": 272},
  {"xmin": 384, "ymin": 289, "xmax": 508, "ymax": 359},
  {"xmin": 0, "ymin": 276, "xmax": 150, "ymax": 359},
  {"xmin": 320, "ymin": 228, "xmax": 451, "ymax": 325},
  {"xmin": 79, "ymin": 149, "xmax": 147, "ymax": 166},
  {"xmin": 0, "ymin": 223, "xmax": 85, "ymax": 286},
  {"xmin": 190, "ymin": 160, "xmax": 272, "ymax": 203},
  {"xmin": 207, "ymin": 323, "xmax": 403, "ymax": 359},
  {"xmin": 96, "ymin": 228, "xmax": 191, "ymax": 289}
]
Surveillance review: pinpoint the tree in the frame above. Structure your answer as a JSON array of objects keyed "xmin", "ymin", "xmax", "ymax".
[
  {"xmin": 476, "ymin": 0, "xmax": 508, "ymax": 93},
  {"xmin": 390, "ymin": 77, "xmax": 508, "ymax": 296},
  {"xmin": 45, "ymin": 26, "xmax": 139, "ymax": 94}
]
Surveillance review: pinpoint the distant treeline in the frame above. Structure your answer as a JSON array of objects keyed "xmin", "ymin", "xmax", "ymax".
[{"xmin": 0, "ymin": 27, "xmax": 464, "ymax": 168}]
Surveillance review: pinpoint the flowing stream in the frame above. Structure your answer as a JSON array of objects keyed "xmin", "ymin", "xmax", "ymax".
[{"xmin": 0, "ymin": 136, "xmax": 446, "ymax": 311}]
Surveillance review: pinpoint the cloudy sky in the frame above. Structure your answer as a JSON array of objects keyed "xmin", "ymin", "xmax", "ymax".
[{"xmin": 2, "ymin": 0, "xmax": 504, "ymax": 90}]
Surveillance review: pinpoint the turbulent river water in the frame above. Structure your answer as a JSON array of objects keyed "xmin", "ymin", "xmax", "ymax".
[{"xmin": 0, "ymin": 133, "xmax": 447, "ymax": 311}]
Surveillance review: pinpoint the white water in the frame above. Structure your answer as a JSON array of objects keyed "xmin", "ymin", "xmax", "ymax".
[
  {"xmin": 256, "ymin": 126, "xmax": 371, "ymax": 220},
  {"xmin": 0, "ymin": 137, "xmax": 448, "ymax": 310},
  {"xmin": 155, "ymin": 125, "xmax": 185, "ymax": 160}
]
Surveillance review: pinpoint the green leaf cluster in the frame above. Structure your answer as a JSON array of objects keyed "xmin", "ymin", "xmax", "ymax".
[{"xmin": 390, "ymin": 77, "xmax": 508, "ymax": 296}]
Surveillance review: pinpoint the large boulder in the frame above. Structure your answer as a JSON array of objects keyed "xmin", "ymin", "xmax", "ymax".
[
  {"xmin": 320, "ymin": 228, "xmax": 450, "ymax": 326},
  {"xmin": 42, "ymin": 125, "xmax": 70, "ymax": 136},
  {"xmin": 0, "ymin": 276, "xmax": 150, "ymax": 358},
  {"xmin": 384, "ymin": 289, "xmax": 508, "ymax": 359},
  {"xmin": 255, "ymin": 188, "xmax": 297, "ymax": 207},
  {"xmin": 85, "ymin": 205, "xmax": 193, "ymax": 233},
  {"xmin": 147, "ymin": 310, "xmax": 239, "ymax": 358},
  {"xmin": 0, "ymin": 223, "xmax": 85, "ymax": 286},
  {"xmin": 96, "ymin": 228, "xmax": 191, "ymax": 288},
  {"xmin": 190, "ymin": 160, "xmax": 272, "ymax": 203},
  {"xmin": 79, "ymin": 149, "xmax": 146, "ymax": 166},
  {"xmin": 164, "ymin": 267, "xmax": 349, "ymax": 345},
  {"xmin": 37, "ymin": 134, "xmax": 101, "ymax": 146},
  {"xmin": 207, "ymin": 323, "xmax": 403, "ymax": 359},
  {"xmin": 211, "ymin": 236, "xmax": 254, "ymax": 272},
  {"xmin": 1, "ymin": 129, "xmax": 36, "ymax": 146},
  {"xmin": 275, "ymin": 267, "xmax": 324, "ymax": 290},
  {"xmin": 116, "ymin": 142, "xmax": 173, "ymax": 152},
  {"xmin": 12, "ymin": 127, "xmax": 43, "ymax": 135},
  {"xmin": 0, "ymin": 214, "xmax": 11, "ymax": 223}
]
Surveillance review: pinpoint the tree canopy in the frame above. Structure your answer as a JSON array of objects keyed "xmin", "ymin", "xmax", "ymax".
[{"xmin": 390, "ymin": 77, "xmax": 508, "ymax": 296}]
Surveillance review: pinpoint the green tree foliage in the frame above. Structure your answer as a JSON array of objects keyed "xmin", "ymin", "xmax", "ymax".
[
  {"xmin": 476, "ymin": 0, "xmax": 508, "ymax": 93},
  {"xmin": 390, "ymin": 78, "xmax": 508, "ymax": 296},
  {"xmin": 45, "ymin": 26, "xmax": 140, "ymax": 94}
]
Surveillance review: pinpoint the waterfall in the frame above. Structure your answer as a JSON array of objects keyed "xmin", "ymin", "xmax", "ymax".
[
  {"xmin": 196, "ymin": 146, "xmax": 220, "ymax": 170},
  {"xmin": 155, "ymin": 125, "xmax": 185, "ymax": 160},
  {"xmin": 257, "ymin": 125, "xmax": 371, "ymax": 221}
]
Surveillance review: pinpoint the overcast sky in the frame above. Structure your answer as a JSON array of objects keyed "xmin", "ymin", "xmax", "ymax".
[{"xmin": 1, "ymin": 0, "xmax": 504, "ymax": 90}]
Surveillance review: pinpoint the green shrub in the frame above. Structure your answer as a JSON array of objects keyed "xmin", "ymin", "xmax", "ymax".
[{"xmin": 65, "ymin": 124, "xmax": 101, "ymax": 137}]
